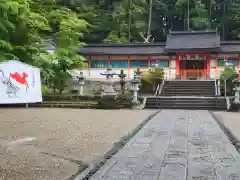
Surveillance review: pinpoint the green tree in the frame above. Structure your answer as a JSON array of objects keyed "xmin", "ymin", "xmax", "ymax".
[
  {"xmin": 142, "ymin": 67, "xmax": 165, "ymax": 92},
  {"xmin": 104, "ymin": 0, "xmax": 148, "ymax": 43},
  {"xmin": 220, "ymin": 66, "xmax": 236, "ymax": 96},
  {"xmin": 227, "ymin": 0, "xmax": 240, "ymax": 39},
  {"xmin": 31, "ymin": 0, "xmax": 89, "ymax": 93},
  {"xmin": 0, "ymin": 0, "xmax": 49, "ymax": 62}
]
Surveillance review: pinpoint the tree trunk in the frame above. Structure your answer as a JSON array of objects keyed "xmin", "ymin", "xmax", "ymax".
[
  {"xmin": 147, "ymin": 0, "xmax": 153, "ymax": 37},
  {"xmin": 128, "ymin": 0, "xmax": 132, "ymax": 44}
]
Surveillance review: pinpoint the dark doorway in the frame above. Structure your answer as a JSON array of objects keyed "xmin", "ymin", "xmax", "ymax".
[
  {"xmin": 180, "ymin": 60, "xmax": 205, "ymax": 70},
  {"xmin": 179, "ymin": 60, "xmax": 206, "ymax": 79}
]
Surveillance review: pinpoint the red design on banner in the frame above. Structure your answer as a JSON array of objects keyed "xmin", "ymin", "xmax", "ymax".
[{"xmin": 10, "ymin": 72, "xmax": 29, "ymax": 89}]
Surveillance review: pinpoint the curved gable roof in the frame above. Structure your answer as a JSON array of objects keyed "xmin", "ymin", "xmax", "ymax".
[
  {"xmin": 165, "ymin": 31, "xmax": 220, "ymax": 52},
  {"xmin": 80, "ymin": 43, "xmax": 166, "ymax": 55}
]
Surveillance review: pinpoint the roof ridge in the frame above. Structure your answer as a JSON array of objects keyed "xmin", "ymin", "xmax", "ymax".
[
  {"xmin": 83, "ymin": 43, "xmax": 166, "ymax": 47},
  {"xmin": 169, "ymin": 30, "xmax": 217, "ymax": 35}
]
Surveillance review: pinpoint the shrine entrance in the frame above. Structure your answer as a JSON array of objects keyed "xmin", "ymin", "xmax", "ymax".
[{"xmin": 176, "ymin": 53, "xmax": 210, "ymax": 80}]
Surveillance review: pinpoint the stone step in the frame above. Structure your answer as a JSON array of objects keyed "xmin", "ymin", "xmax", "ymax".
[
  {"xmin": 162, "ymin": 89, "xmax": 214, "ymax": 92},
  {"xmin": 146, "ymin": 101, "xmax": 225, "ymax": 104},
  {"xmin": 144, "ymin": 97, "xmax": 226, "ymax": 110},
  {"xmin": 162, "ymin": 80, "xmax": 216, "ymax": 97},
  {"xmin": 144, "ymin": 106, "xmax": 226, "ymax": 110},
  {"xmin": 162, "ymin": 93, "xmax": 214, "ymax": 96},
  {"xmin": 164, "ymin": 83, "xmax": 215, "ymax": 86},
  {"xmin": 162, "ymin": 92, "xmax": 214, "ymax": 95},
  {"xmin": 147, "ymin": 97, "xmax": 225, "ymax": 101},
  {"xmin": 164, "ymin": 80, "xmax": 215, "ymax": 83},
  {"xmin": 164, "ymin": 84, "xmax": 215, "ymax": 87},
  {"xmin": 163, "ymin": 86, "xmax": 214, "ymax": 90},
  {"xmin": 162, "ymin": 85, "xmax": 214, "ymax": 88}
]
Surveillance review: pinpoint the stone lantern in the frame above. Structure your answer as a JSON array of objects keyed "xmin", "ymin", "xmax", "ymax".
[
  {"xmin": 117, "ymin": 70, "xmax": 126, "ymax": 94},
  {"xmin": 233, "ymin": 70, "xmax": 240, "ymax": 104},
  {"xmin": 130, "ymin": 74, "xmax": 141, "ymax": 109},
  {"xmin": 77, "ymin": 71, "xmax": 85, "ymax": 96},
  {"xmin": 100, "ymin": 66, "xmax": 116, "ymax": 95},
  {"xmin": 135, "ymin": 68, "xmax": 142, "ymax": 80},
  {"xmin": 98, "ymin": 66, "xmax": 118, "ymax": 109}
]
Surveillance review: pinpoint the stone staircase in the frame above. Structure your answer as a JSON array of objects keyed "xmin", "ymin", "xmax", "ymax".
[
  {"xmin": 161, "ymin": 80, "xmax": 215, "ymax": 96},
  {"xmin": 144, "ymin": 80, "xmax": 227, "ymax": 110},
  {"xmin": 144, "ymin": 96, "xmax": 226, "ymax": 110}
]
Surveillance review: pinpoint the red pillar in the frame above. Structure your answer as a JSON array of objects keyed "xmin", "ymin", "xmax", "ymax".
[
  {"xmin": 207, "ymin": 55, "xmax": 210, "ymax": 78},
  {"xmin": 88, "ymin": 56, "xmax": 91, "ymax": 76},
  {"xmin": 169, "ymin": 57, "xmax": 171, "ymax": 79},
  {"xmin": 176, "ymin": 54, "xmax": 180, "ymax": 78},
  {"xmin": 108, "ymin": 56, "xmax": 111, "ymax": 65},
  {"xmin": 128, "ymin": 56, "xmax": 130, "ymax": 78},
  {"xmin": 238, "ymin": 56, "xmax": 240, "ymax": 70},
  {"xmin": 148, "ymin": 56, "xmax": 151, "ymax": 67}
]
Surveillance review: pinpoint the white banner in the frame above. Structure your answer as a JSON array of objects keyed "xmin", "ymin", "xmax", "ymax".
[{"xmin": 0, "ymin": 60, "xmax": 42, "ymax": 104}]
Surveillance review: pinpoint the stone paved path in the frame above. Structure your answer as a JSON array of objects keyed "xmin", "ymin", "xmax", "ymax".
[{"xmin": 89, "ymin": 110, "xmax": 240, "ymax": 180}]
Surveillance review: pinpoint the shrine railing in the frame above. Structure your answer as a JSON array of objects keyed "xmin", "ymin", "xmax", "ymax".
[{"xmin": 179, "ymin": 69, "xmax": 208, "ymax": 80}]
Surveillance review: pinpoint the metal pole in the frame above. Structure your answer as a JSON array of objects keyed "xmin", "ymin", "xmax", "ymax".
[
  {"xmin": 187, "ymin": 0, "xmax": 190, "ymax": 30},
  {"xmin": 147, "ymin": 0, "xmax": 153, "ymax": 37},
  {"xmin": 209, "ymin": 0, "xmax": 212, "ymax": 28},
  {"xmin": 128, "ymin": 0, "xmax": 132, "ymax": 44},
  {"xmin": 224, "ymin": 80, "xmax": 227, "ymax": 97},
  {"xmin": 222, "ymin": 2, "xmax": 225, "ymax": 40}
]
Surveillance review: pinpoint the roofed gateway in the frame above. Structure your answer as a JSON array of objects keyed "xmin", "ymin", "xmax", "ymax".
[
  {"xmin": 165, "ymin": 31, "xmax": 220, "ymax": 52},
  {"xmin": 80, "ymin": 31, "xmax": 240, "ymax": 80}
]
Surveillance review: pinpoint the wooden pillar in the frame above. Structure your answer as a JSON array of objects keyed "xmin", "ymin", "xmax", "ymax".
[
  {"xmin": 88, "ymin": 56, "xmax": 91, "ymax": 76},
  {"xmin": 216, "ymin": 56, "xmax": 219, "ymax": 67},
  {"xmin": 108, "ymin": 56, "xmax": 111, "ymax": 65},
  {"xmin": 215, "ymin": 56, "xmax": 219, "ymax": 79},
  {"xmin": 203, "ymin": 55, "xmax": 207, "ymax": 78},
  {"xmin": 148, "ymin": 56, "xmax": 151, "ymax": 67},
  {"xmin": 207, "ymin": 54, "xmax": 210, "ymax": 77},
  {"xmin": 238, "ymin": 56, "xmax": 240, "ymax": 70},
  {"xmin": 169, "ymin": 56, "xmax": 171, "ymax": 79},
  {"xmin": 128, "ymin": 56, "xmax": 130, "ymax": 78},
  {"xmin": 176, "ymin": 54, "xmax": 180, "ymax": 78}
]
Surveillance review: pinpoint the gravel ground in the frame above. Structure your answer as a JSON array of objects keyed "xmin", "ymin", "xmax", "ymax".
[
  {"xmin": 212, "ymin": 111, "xmax": 240, "ymax": 145},
  {"xmin": 0, "ymin": 108, "xmax": 156, "ymax": 180}
]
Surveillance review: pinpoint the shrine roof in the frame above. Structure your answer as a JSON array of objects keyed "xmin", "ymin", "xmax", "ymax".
[
  {"xmin": 165, "ymin": 31, "xmax": 220, "ymax": 52},
  {"xmin": 220, "ymin": 41, "xmax": 240, "ymax": 54},
  {"xmin": 80, "ymin": 43, "xmax": 166, "ymax": 55},
  {"xmin": 80, "ymin": 33, "xmax": 240, "ymax": 56}
]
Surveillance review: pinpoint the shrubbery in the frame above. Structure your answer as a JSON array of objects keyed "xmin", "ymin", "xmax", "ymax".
[
  {"xmin": 220, "ymin": 66, "xmax": 236, "ymax": 96},
  {"xmin": 141, "ymin": 67, "xmax": 165, "ymax": 93}
]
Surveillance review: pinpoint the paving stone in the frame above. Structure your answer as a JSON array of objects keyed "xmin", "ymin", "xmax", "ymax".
[
  {"xmin": 89, "ymin": 110, "xmax": 240, "ymax": 180},
  {"xmin": 215, "ymin": 166, "xmax": 240, "ymax": 180}
]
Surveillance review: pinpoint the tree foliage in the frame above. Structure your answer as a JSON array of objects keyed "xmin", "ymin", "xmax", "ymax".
[
  {"xmin": 0, "ymin": 0, "xmax": 49, "ymax": 62},
  {"xmin": 220, "ymin": 66, "xmax": 236, "ymax": 96},
  {"xmin": 76, "ymin": 0, "xmax": 240, "ymax": 42},
  {"xmin": 0, "ymin": 0, "xmax": 89, "ymax": 93},
  {"xmin": 2, "ymin": 0, "xmax": 240, "ymax": 64},
  {"xmin": 1, "ymin": 0, "xmax": 240, "ymax": 93}
]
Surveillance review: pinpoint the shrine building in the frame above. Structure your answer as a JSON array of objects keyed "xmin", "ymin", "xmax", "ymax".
[{"xmin": 80, "ymin": 31, "xmax": 240, "ymax": 80}]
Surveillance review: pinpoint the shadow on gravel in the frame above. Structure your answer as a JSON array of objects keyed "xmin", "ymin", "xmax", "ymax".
[
  {"xmin": 209, "ymin": 111, "xmax": 240, "ymax": 152},
  {"xmin": 71, "ymin": 110, "xmax": 161, "ymax": 180}
]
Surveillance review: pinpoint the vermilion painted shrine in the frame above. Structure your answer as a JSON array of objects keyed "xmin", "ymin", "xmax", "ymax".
[{"xmin": 80, "ymin": 31, "xmax": 240, "ymax": 80}]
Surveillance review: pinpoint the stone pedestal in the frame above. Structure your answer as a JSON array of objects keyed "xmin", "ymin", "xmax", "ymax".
[
  {"xmin": 77, "ymin": 71, "xmax": 85, "ymax": 96},
  {"xmin": 117, "ymin": 70, "xmax": 126, "ymax": 95},
  {"xmin": 99, "ymin": 67, "xmax": 118, "ymax": 108},
  {"xmin": 100, "ymin": 67, "xmax": 117, "ymax": 96},
  {"xmin": 130, "ymin": 76, "xmax": 141, "ymax": 109},
  {"xmin": 231, "ymin": 71, "xmax": 240, "ymax": 111},
  {"xmin": 233, "ymin": 84, "xmax": 240, "ymax": 104}
]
